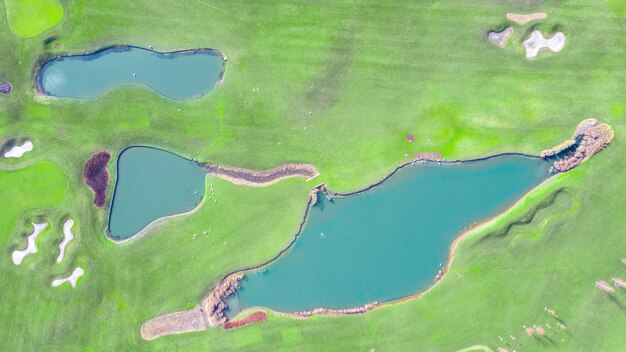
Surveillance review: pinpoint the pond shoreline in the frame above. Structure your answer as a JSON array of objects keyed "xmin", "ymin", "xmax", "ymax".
[
  {"xmin": 140, "ymin": 151, "xmax": 550, "ymax": 338},
  {"xmin": 34, "ymin": 45, "xmax": 227, "ymax": 100},
  {"xmin": 106, "ymin": 145, "xmax": 318, "ymax": 243},
  {"xmin": 140, "ymin": 120, "xmax": 613, "ymax": 339},
  {"xmin": 212, "ymin": 168, "xmax": 559, "ymax": 323}
]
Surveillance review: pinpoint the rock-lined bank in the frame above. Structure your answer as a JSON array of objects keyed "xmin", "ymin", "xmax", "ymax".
[
  {"xmin": 541, "ymin": 119, "xmax": 614, "ymax": 172},
  {"xmin": 202, "ymin": 162, "xmax": 318, "ymax": 186},
  {"xmin": 292, "ymin": 301, "xmax": 380, "ymax": 318},
  {"xmin": 201, "ymin": 273, "xmax": 243, "ymax": 326},
  {"xmin": 140, "ymin": 274, "xmax": 243, "ymax": 340}
]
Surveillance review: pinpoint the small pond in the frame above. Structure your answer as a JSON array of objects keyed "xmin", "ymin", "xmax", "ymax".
[
  {"xmin": 38, "ymin": 46, "xmax": 225, "ymax": 100},
  {"xmin": 227, "ymin": 155, "xmax": 551, "ymax": 314},
  {"xmin": 108, "ymin": 146, "xmax": 206, "ymax": 241}
]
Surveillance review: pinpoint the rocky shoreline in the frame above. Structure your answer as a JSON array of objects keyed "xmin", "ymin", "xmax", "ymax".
[
  {"xmin": 541, "ymin": 119, "xmax": 614, "ymax": 173},
  {"xmin": 292, "ymin": 301, "xmax": 380, "ymax": 318},
  {"xmin": 140, "ymin": 273, "xmax": 243, "ymax": 340},
  {"xmin": 201, "ymin": 273, "xmax": 243, "ymax": 326},
  {"xmin": 201, "ymin": 162, "xmax": 318, "ymax": 186}
]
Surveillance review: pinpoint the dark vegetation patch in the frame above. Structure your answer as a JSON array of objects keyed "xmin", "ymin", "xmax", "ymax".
[
  {"xmin": 43, "ymin": 36, "xmax": 57, "ymax": 46},
  {"xmin": 83, "ymin": 151, "xmax": 111, "ymax": 207}
]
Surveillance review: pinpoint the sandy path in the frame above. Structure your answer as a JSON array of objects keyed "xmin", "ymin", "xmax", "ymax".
[
  {"xmin": 52, "ymin": 267, "xmax": 84, "ymax": 288},
  {"xmin": 140, "ymin": 307, "xmax": 207, "ymax": 340},
  {"xmin": 56, "ymin": 219, "xmax": 75, "ymax": 263},
  {"xmin": 12, "ymin": 223, "xmax": 48, "ymax": 265},
  {"xmin": 4, "ymin": 140, "xmax": 33, "ymax": 158},
  {"xmin": 506, "ymin": 12, "xmax": 547, "ymax": 25}
]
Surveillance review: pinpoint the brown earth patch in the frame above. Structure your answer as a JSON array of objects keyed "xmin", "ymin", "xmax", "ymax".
[
  {"xmin": 506, "ymin": 12, "xmax": 547, "ymax": 25},
  {"xmin": 223, "ymin": 311, "xmax": 267, "ymax": 330}
]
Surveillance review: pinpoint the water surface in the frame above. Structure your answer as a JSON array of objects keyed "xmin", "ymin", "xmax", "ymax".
[
  {"xmin": 108, "ymin": 146, "xmax": 206, "ymax": 240},
  {"xmin": 229, "ymin": 155, "xmax": 550, "ymax": 314},
  {"xmin": 38, "ymin": 46, "xmax": 225, "ymax": 100}
]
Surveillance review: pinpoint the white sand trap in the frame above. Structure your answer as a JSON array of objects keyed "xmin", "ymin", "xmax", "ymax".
[
  {"xmin": 4, "ymin": 140, "xmax": 33, "ymax": 158},
  {"xmin": 56, "ymin": 219, "xmax": 75, "ymax": 263},
  {"xmin": 52, "ymin": 267, "xmax": 85, "ymax": 288},
  {"xmin": 488, "ymin": 27, "xmax": 513, "ymax": 47},
  {"xmin": 12, "ymin": 223, "xmax": 48, "ymax": 265},
  {"xmin": 523, "ymin": 30, "xmax": 566, "ymax": 59}
]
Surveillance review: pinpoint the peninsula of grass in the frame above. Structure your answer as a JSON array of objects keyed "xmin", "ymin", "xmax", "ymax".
[{"xmin": 0, "ymin": 0, "xmax": 625, "ymax": 351}]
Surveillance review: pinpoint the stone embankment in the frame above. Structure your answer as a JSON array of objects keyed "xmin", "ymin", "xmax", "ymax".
[
  {"xmin": 541, "ymin": 119, "xmax": 614, "ymax": 172},
  {"xmin": 293, "ymin": 301, "xmax": 380, "ymax": 318},
  {"xmin": 201, "ymin": 273, "xmax": 244, "ymax": 326},
  {"xmin": 414, "ymin": 152, "xmax": 443, "ymax": 161},
  {"xmin": 202, "ymin": 163, "xmax": 318, "ymax": 186},
  {"xmin": 140, "ymin": 273, "xmax": 243, "ymax": 340}
]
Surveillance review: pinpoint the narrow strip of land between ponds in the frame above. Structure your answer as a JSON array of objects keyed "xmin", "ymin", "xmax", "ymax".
[{"xmin": 201, "ymin": 162, "xmax": 319, "ymax": 186}]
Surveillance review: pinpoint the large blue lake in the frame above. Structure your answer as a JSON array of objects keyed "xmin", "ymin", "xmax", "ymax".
[
  {"xmin": 38, "ymin": 46, "xmax": 225, "ymax": 100},
  {"xmin": 228, "ymin": 155, "xmax": 550, "ymax": 314}
]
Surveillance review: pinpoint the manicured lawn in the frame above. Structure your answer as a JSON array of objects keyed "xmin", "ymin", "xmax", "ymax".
[
  {"xmin": 4, "ymin": 0, "xmax": 64, "ymax": 38},
  {"xmin": 0, "ymin": 0, "xmax": 624, "ymax": 351}
]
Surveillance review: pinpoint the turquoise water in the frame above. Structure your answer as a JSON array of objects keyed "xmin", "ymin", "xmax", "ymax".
[
  {"xmin": 228, "ymin": 155, "xmax": 550, "ymax": 314},
  {"xmin": 38, "ymin": 46, "xmax": 225, "ymax": 100},
  {"xmin": 108, "ymin": 146, "xmax": 206, "ymax": 240}
]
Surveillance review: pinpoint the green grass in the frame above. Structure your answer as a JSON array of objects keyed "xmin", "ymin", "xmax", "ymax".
[
  {"xmin": 4, "ymin": 0, "xmax": 64, "ymax": 38},
  {"xmin": 0, "ymin": 0, "xmax": 625, "ymax": 351}
]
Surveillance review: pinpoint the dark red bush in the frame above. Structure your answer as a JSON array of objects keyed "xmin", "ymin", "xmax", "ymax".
[
  {"xmin": 223, "ymin": 312, "xmax": 267, "ymax": 330},
  {"xmin": 83, "ymin": 151, "xmax": 111, "ymax": 207}
]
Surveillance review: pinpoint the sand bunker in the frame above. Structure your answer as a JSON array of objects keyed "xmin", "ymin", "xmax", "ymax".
[
  {"xmin": 51, "ymin": 267, "xmax": 84, "ymax": 288},
  {"xmin": 56, "ymin": 219, "xmax": 74, "ymax": 263},
  {"xmin": 488, "ymin": 27, "xmax": 513, "ymax": 47},
  {"xmin": 4, "ymin": 140, "xmax": 33, "ymax": 158},
  {"xmin": 541, "ymin": 119, "xmax": 614, "ymax": 172},
  {"xmin": 12, "ymin": 223, "xmax": 48, "ymax": 265},
  {"xmin": 202, "ymin": 163, "xmax": 319, "ymax": 186},
  {"xmin": 523, "ymin": 30, "xmax": 566, "ymax": 59},
  {"xmin": 506, "ymin": 12, "xmax": 547, "ymax": 25}
]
